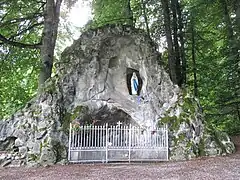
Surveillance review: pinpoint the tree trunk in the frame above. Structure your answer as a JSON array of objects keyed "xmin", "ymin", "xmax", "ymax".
[
  {"xmin": 191, "ymin": 19, "xmax": 198, "ymax": 97},
  {"xmin": 221, "ymin": 0, "xmax": 239, "ymax": 84},
  {"xmin": 233, "ymin": 0, "xmax": 240, "ymax": 75},
  {"xmin": 161, "ymin": 0, "xmax": 177, "ymax": 84},
  {"xmin": 236, "ymin": 104, "xmax": 240, "ymax": 121},
  {"xmin": 126, "ymin": 0, "xmax": 134, "ymax": 26},
  {"xmin": 220, "ymin": 0, "xmax": 240, "ymax": 119},
  {"xmin": 141, "ymin": 0, "xmax": 150, "ymax": 38},
  {"xmin": 38, "ymin": 0, "xmax": 62, "ymax": 89},
  {"xmin": 234, "ymin": 0, "xmax": 240, "ymax": 28},
  {"xmin": 176, "ymin": 0, "xmax": 186, "ymax": 86},
  {"xmin": 221, "ymin": 0, "xmax": 234, "ymax": 40},
  {"xmin": 171, "ymin": 0, "xmax": 181, "ymax": 86}
]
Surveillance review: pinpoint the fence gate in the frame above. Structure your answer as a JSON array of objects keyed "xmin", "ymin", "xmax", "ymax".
[{"xmin": 68, "ymin": 123, "xmax": 168, "ymax": 163}]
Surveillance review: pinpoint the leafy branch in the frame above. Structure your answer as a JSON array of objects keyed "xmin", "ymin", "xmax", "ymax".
[{"xmin": 0, "ymin": 34, "xmax": 41, "ymax": 49}]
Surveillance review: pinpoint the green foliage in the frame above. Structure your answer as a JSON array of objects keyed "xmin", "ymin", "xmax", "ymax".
[
  {"xmin": 0, "ymin": 0, "xmax": 78, "ymax": 119},
  {"xmin": 0, "ymin": 0, "xmax": 43, "ymax": 45},
  {"xmin": 0, "ymin": 48, "xmax": 39, "ymax": 119},
  {"xmin": 0, "ymin": 0, "xmax": 43, "ymax": 119},
  {"xmin": 183, "ymin": 0, "xmax": 240, "ymax": 135},
  {"xmin": 91, "ymin": 0, "xmax": 133, "ymax": 28}
]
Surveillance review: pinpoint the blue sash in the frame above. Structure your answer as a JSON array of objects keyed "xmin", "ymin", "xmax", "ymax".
[{"xmin": 133, "ymin": 79, "xmax": 138, "ymax": 91}]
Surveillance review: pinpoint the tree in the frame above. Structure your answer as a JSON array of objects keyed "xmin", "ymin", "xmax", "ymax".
[
  {"xmin": 0, "ymin": 0, "xmax": 77, "ymax": 118},
  {"xmin": 0, "ymin": 0, "xmax": 78, "ymax": 88},
  {"xmin": 161, "ymin": 0, "xmax": 177, "ymax": 85},
  {"xmin": 171, "ymin": 0, "xmax": 182, "ymax": 86},
  {"xmin": 0, "ymin": 0, "xmax": 43, "ymax": 118},
  {"xmin": 38, "ymin": 0, "xmax": 63, "ymax": 87},
  {"xmin": 182, "ymin": 0, "xmax": 240, "ymax": 133},
  {"xmin": 147, "ymin": 0, "xmax": 186, "ymax": 86},
  {"xmin": 140, "ymin": 0, "xmax": 150, "ymax": 38},
  {"xmin": 91, "ymin": 0, "xmax": 133, "ymax": 27},
  {"xmin": 219, "ymin": 0, "xmax": 240, "ymax": 121},
  {"xmin": 176, "ymin": 0, "xmax": 186, "ymax": 85},
  {"xmin": 190, "ymin": 16, "xmax": 198, "ymax": 97}
]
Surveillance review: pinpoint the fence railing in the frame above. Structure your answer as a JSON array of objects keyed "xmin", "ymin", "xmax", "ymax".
[{"xmin": 68, "ymin": 123, "xmax": 168, "ymax": 163}]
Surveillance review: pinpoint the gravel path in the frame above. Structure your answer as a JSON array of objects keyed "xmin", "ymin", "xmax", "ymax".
[{"xmin": 1, "ymin": 137, "xmax": 240, "ymax": 180}]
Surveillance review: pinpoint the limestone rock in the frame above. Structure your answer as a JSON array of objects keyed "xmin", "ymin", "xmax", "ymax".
[
  {"xmin": 8, "ymin": 159, "xmax": 22, "ymax": 167},
  {"xmin": 1, "ymin": 159, "xmax": 11, "ymax": 167},
  {"xmin": 39, "ymin": 147, "xmax": 57, "ymax": 166},
  {"xmin": 0, "ymin": 25, "xmax": 235, "ymax": 166}
]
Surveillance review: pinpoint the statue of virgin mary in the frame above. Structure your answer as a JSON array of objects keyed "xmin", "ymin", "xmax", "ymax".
[{"xmin": 130, "ymin": 72, "xmax": 138, "ymax": 95}]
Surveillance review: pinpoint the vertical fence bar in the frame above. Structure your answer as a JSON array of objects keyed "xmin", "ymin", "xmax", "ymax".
[
  {"xmin": 112, "ymin": 126, "xmax": 113, "ymax": 146},
  {"xmin": 120, "ymin": 126, "xmax": 122, "ymax": 147},
  {"xmin": 125, "ymin": 126, "xmax": 128, "ymax": 147},
  {"xmin": 161, "ymin": 127, "xmax": 163, "ymax": 147},
  {"xmin": 101, "ymin": 125, "xmax": 103, "ymax": 147},
  {"xmin": 105, "ymin": 123, "xmax": 108, "ymax": 163},
  {"xmin": 110, "ymin": 126, "xmax": 113, "ymax": 147},
  {"xmin": 68, "ymin": 123, "xmax": 72, "ymax": 161},
  {"xmin": 86, "ymin": 126, "xmax": 88, "ymax": 147},
  {"xmin": 87, "ymin": 126, "xmax": 89, "ymax": 148},
  {"xmin": 94, "ymin": 126, "xmax": 96, "ymax": 147},
  {"xmin": 96, "ymin": 126, "xmax": 98, "ymax": 147},
  {"xmin": 91, "ymin": 126, "xmax": 93, "ymax": 147},
  {"xmin": 99, "ymin": 126, "xmax": 100, "ymax": 147},
  {"xmin": 83, "ymin": 126, "xmax": 85, "ymax": 147},
  {"xmin": 99, "ymin": 126, "xmax": 101, "ymax": 147},
  {"xmin": 166, "ymin": 124, "xmax": 168, "ymax": 160},
  {"xmin": 128, "ymin": 124, "xmax": 131, "ymax": 163},
  {"xmin": 77, "ymin": 128, "xmax": 80, "ymax": 149},
  {"xmin": 118, "ymin": 126, "xmax": 120, "ymax": 147},
  {"xmin": 73, "ymin": 127, "xmax": 76, "ymax": 149},
  {"xmin": 91, "ymin": 126, "xmax": 92, "ymax": 147},
  {"xmin": 77, "ymin": 129, "xmax": 80, "ymax": 160},
  {"xmin": 80, "ymin": 127, "xmax": 83, "ymax": 148}
]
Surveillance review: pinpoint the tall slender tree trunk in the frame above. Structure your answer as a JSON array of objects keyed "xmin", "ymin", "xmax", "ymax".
[
  {"xmin": 234, "ymin": 0, "xmax": 240, "ymax": 28},
  {"xmin": 141, "ymin": 0, "xmax": 150, "ymax": 38},
  {"xmin": 161, "ymin": 0, "xmax": 177, "ymax": 84},
  {"xmin": 126, "ymin": 0, "xmax": 134, "ymax": 26},
  {"xmin": 38, "ymin": 0, "xmax": 62, "ymax": 89},
  {"xmin": 221, "ymin": 0, "xmax": 234, "ymax": 40},
  {"xmin": 191, "ymin": 19, "xmax": 198, "ymax": 97},
  {"xmin": 171, "ymin": 0, "xmax": 181, "ymax": 86},
  {"xmin": 220, "ymin": 0, "xmax": 240, "ymax": 119},
  {"xmin": 236, "ymin": 104, "xmax": 240, "ymax": 121},
  {"xmin": 176, "ymin": 0, "xmax": 186, "ymax": 86},
  {"xmin": 233, "ymin": 0, "xmax": 240, "ymax": 76},
  {"xmin": 221, "ymin": 0, "xmax": 239, "ymax": 84}
]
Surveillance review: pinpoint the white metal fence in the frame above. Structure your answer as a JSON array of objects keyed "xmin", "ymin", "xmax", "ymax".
[{"xmin": 68, "ymin": 123, "xmax": 168, "ymax": 163}]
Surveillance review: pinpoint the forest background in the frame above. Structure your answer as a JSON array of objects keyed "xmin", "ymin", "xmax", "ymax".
[{"xmin": 0, "ymin": 0, "xmax": 239, "ymax": 135}]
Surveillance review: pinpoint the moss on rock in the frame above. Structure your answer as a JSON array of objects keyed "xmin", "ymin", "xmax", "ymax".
[
  {"xmin": 61, "ymin": 105, "xmax": 89, "ymax": 133},
  {"xmin": 198, "ymin": 138, "xmax": 206, "ymax": 156},
  {"xmin": 158, "ymin": 92, "xmax": 206, "ymax": 160}
]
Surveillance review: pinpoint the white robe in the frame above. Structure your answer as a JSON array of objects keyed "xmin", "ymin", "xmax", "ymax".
[{"xmin": 131, "ymin": 72, "xmax": 138, "ymax": 95}]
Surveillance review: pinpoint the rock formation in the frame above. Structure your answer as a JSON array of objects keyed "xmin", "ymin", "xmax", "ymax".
[{"xmin": 0, "ymin": 25, "xmax": 235, "ymax": 167}]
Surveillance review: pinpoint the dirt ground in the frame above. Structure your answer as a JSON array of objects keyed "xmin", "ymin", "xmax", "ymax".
[{"xmin": 1, "ymin": 136, "xmax": 240, "ymax": 180}]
